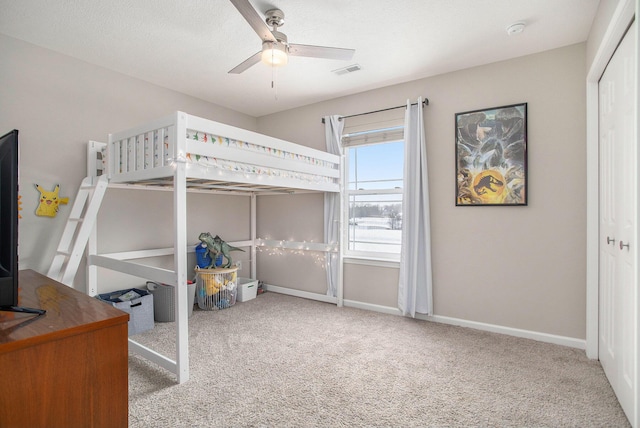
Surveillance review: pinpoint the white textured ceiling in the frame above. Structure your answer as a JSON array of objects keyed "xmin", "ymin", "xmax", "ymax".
[{"xmin": 0, "ymin": 0, "xmax": 599, "ymax": 117}]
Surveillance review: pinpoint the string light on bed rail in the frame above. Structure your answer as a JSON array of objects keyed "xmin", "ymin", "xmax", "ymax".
[
  {"xmin": 256, "ymin": 239, "xmax": 337, "ymax": 269},
  {"xmin": 168, "ymin": 152, "xmax": 188, "ymax": 168},
  {"xmin": 256, "ymin": 238, "xmax": 338, "ymax": 268},
  {"xmin": 182, "ymin": 153, "xmax": 336, "ymax": 186}
]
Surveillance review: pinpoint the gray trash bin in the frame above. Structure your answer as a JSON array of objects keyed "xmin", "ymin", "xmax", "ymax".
[{"xmin": 146, "ymin": 281, "xmax": 196, "ymax": 322}]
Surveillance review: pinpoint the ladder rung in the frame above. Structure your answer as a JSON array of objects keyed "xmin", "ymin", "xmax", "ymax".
[{"xmin": 48, "ymin": 174, "xmax": 107, "ymax": 286}]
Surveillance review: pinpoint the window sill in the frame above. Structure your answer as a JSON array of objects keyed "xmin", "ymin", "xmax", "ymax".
[{"xmin": 343, "ymin": 256, "xmax": 400, "ymax": 269}]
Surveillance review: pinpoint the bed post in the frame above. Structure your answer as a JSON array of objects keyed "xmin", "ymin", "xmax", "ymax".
[
  {"xmin": 86, "ymin": 141, "xmax": 103, "ymax": 296},
  {"xmin": 337, "ymin": 153, "xmax": 345, "ymax": 307},
  {"xmin": 251, "ymin": 193, "xmax": 257, "ymax": 280},
  {"xmin": 174, "ymin": 111, "xmax": 189, "ymax": 383}
]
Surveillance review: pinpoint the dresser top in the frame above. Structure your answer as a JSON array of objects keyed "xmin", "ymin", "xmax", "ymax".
[{"xmin": 0, "ymin": 270, "xmax": 129, "ymax": 353}]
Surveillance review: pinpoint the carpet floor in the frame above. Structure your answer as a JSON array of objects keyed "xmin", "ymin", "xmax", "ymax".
[{"xmin": 128, "ymin": 292, "xmax": 630, "ymax": 427}]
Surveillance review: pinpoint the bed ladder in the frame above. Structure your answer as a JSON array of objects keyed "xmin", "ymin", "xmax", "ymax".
[{"xmin": 47, "ymin": 174, "xmax": 109, "ymax": 286}]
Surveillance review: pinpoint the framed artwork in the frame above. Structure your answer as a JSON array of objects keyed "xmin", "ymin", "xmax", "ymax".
[{"xmin": 455, "ymin": 103, "xmax": 527, "ymax": 206}]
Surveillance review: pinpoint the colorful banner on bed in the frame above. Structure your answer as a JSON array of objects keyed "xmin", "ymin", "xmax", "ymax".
[{"xmin": 185, "ymin": 130, "xmax": 337, "ymax": 185}]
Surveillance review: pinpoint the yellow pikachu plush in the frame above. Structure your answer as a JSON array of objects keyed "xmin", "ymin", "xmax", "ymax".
[{"xmin": 35, "ymin": 184, "xmax": 69, "ymax": 217}]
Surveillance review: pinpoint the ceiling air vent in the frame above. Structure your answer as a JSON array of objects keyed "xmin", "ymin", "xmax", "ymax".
[{"xmin": 332, "ymin": 64, "xmax": 362, "ymax": 76}]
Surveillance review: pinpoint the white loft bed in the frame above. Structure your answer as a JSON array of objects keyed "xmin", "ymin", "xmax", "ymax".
[{"xmin": 86, "ymin": 111, "xmax": 341, "ymax": 383}]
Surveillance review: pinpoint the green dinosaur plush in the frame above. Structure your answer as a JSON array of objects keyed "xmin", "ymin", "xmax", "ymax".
[{"xmin": 198, "ymin": 232, "xmax": 245, "ymax": 269}]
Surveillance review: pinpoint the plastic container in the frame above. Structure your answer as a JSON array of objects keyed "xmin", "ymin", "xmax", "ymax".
[
  {"xmin": 146, "ymin": 281, "xmax": 196, "ymax": 322},
  {"xmin": 237, "ymin": 278, "xmax": 258, "ymax": 302},
  {"xmin": 195, "ymin": 267, "xmax": 238, "ymax": 310}
]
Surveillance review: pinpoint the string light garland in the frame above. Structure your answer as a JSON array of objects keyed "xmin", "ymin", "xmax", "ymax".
[
  {"xmin": 184, "ymin": 155, "xmax": 334, "ymax": 184},
  {"xmin": 256, "ymin": 238, "xmax": 339, "ymax": 269}
]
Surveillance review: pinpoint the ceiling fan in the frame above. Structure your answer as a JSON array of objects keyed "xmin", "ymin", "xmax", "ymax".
[{"xmin": 228, "ymin": 0, "xmax": 355, "ymax": 74}]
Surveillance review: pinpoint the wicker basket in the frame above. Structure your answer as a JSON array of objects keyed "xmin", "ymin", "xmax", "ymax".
[{"xmin": 195, "ymin": 266, "xmax": 238, "ymax": 310}]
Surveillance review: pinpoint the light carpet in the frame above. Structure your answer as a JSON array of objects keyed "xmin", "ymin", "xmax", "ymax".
[{"xmin": 128, "ymin": 292, "xmax": 629, "ymax": 427}]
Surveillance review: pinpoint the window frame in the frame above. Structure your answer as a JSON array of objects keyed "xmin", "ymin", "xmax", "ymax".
[{"xmin": 342, "ymin": 139, "xmax": 404, "ymax": 262}]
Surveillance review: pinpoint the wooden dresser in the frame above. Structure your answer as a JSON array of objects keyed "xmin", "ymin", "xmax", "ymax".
[{"xmin": 0, "ymin": 270, "xmax": 129, "ymax": 428}]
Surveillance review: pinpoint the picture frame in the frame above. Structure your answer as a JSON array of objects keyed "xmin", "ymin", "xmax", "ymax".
[{"xmin": 455, "ymin": 103, "xmax": 527, "ymax": 206}]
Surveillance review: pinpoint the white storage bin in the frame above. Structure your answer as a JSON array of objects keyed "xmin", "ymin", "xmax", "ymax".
[{"xmin": 237, "ymin": 278, "xmax": 258, "ymax": 302}]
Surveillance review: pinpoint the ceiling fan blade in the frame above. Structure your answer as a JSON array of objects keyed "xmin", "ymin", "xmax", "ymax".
[
  {"xmin": 289, "ymin": 44, "xmax": 355, "ymax": 61},
  {"xmin": 228, "ymin": 51, "xmax": 262, "ymax": 74},
  {"xmin": 229, "ymin": 0, "xmax": 276, "ymax": 43}
]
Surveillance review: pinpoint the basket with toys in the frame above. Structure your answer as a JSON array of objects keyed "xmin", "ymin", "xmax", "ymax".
[{"xmin": 194, "ymin": 266, "xmax": 238, "ymax": 310}]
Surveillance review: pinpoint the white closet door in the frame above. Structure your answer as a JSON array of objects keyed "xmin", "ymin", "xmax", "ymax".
[{"xmin": 598, "ymin": 20, "xmax": 637, "ymax": 426}]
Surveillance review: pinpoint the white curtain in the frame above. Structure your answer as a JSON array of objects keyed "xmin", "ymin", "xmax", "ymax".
[
  {"xmin": 398, "ymin": 97, "xmax": 433, "ymax": 316},
  {"xmin": 324, "ymin": 115, "xmax": 344, "ymax": 297}
]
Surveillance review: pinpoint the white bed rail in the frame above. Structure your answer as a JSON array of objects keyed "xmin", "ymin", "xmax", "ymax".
[
  {"xmin": 105, "ymin": 112, "xmax": 340, "ymax": 192},
  {"xmin": 87, "ymin": 140, "xmax": 106, "ymax": 182},
  {"xmin": 108, "ymin": 113, "xmax": 178, "ymax": 182}
]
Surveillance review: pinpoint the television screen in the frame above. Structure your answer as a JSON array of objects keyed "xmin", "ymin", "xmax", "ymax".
[{"xmin": 0, "ymin": 129, "xmax": 19, "ymax": 307}]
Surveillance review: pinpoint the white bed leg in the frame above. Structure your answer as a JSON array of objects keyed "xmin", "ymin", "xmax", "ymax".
[
  {"xmin": 87, "ymin": 221, "xmax": 98, "ymax": 296},
  {"xmin": 337, "ymin": 154, "xmax": 345, "ymax": 307},
  {"xmin": 174, "ymin": 112, "xmax": 189, "ymax": 384},
  {"xmin": 251, "ymin": 194, "xmax": 257, "ymax": 280}
]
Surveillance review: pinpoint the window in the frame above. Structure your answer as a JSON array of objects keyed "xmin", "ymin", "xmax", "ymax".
[{"xmin": 343, "ymin": 127, "xmax": 404, "ymax": 260}]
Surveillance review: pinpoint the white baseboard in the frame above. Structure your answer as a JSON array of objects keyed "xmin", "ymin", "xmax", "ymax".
[
  {"xmin": 263, "ymin": 287, "xmax": 586, "ymax": 350},
  {"xmin": 343, "ymin": 300, "xmax": 586, "ymax": 350},
  {"xmin": 263, "ymin": 283, "xmax": 337, "ymax": 304},
  {"xmin": 344, "ymin": 299, "xmax": 404, "ymax": 315},
  {"xmin": 426, "ymin": 314, "xmax": 586, "ymax": 350}
]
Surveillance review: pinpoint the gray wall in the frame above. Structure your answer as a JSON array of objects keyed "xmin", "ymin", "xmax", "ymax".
[
  {"xmin": 0, "ymin": 34, "xmax": 256, "ymax": 289},
  {"xmin": 586, "ymin": 0, "xmax": 621, "ymax": 68},
  {"xmin": 257, "ymin": 43, "xmax": 587, "ymax": 340},
  {"xmin": 2, "ymin": 31, "xmax": 589, "ymax": 341}
]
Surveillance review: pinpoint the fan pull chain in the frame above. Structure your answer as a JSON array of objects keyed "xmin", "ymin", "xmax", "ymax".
[{"xmin": 271, "ymin": 63, "xmax": 278, "ymax": 100}]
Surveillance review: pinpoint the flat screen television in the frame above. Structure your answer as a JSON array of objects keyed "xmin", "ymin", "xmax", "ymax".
[
  {"xmin": 0, "ymin": 130, "xmax": 45, "ymax": 315},
  {"xmin": 0, "ymin": 130, "xmax": 19, "ymax": 308}
]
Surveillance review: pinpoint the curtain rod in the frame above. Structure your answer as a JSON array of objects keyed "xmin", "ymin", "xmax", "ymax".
[{"xmin": 321, "ymin": 98, "xmax": 429, "ymax": 124}]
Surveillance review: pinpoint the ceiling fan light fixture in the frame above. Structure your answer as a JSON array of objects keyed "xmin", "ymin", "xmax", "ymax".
[
  {"xmin": 261, "ymin": 41, "xmax": 288, "ymax": 66},
  {"xmin": 228, "ymin": 1, "xmax": 355, "ymax": 74}
]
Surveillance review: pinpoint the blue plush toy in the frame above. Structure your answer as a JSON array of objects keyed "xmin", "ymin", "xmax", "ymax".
[{"xmin": 216, "ymin": 298, "xmax": 230, "ymax": 309}]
